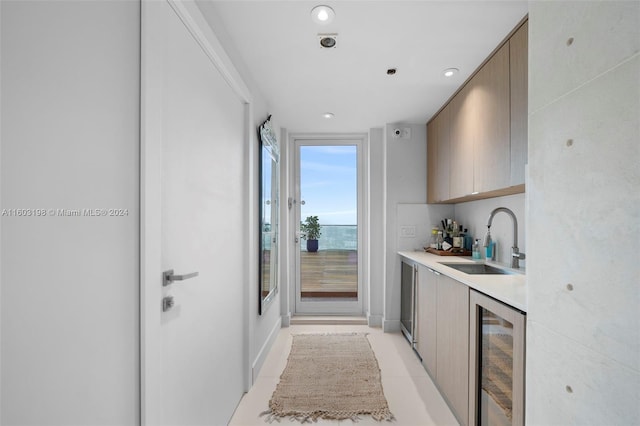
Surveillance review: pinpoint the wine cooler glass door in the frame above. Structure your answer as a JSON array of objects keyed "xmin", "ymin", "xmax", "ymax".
[{"xmin": 469, "ymin": 290, "xmax": 525, "ymax": 426}]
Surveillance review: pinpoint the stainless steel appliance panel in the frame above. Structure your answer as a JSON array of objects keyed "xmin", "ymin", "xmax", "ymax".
[{"xmin": 400, "ymin": 260, "xmax": 416, "ymax": 345}]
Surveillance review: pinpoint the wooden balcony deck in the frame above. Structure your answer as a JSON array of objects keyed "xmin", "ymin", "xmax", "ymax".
[{"xmin": 300, "ymin": 249, "xmax": 358, "ymax": 298}]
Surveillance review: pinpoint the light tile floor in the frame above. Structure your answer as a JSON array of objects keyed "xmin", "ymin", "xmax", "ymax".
[{"xmin": 229, "ymin": 324, "xmax": 459, "ymax": 426}]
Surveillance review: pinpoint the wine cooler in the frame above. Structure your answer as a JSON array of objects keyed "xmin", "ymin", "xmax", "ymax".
[{"xmin": 469, "ymin": 289, "xmax": 526, "ymax": 426}]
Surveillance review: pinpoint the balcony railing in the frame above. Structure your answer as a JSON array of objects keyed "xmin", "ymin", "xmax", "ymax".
[{"xmin": 301, "ymin": 224, "xmax": 357, "ymax": 251}]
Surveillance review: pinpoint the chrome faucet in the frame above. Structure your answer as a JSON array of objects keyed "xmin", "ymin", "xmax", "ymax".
[{"xmin": 483, "ymin": 207, "xmax": 526, "ymax": 269}]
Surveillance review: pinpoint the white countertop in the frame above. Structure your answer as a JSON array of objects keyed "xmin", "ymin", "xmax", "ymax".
[{"xmin": 398, "ymin": 250, "xmax": 527, "ymax": 312}]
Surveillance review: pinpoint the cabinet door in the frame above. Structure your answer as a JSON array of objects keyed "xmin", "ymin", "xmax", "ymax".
[
  {"xmin": 449, "ymin": 82, "xmax": 475, "ymax": 199},
  {"xmin": 416, "ymin": 265, "xmax": 437, "ymax": 377},
  {"xmin": 436, "ymin": 275, "xmax": 470, "ymax": 426},
  {"xmin": 510, "ymin": 20, "xmax": 528, "ymax": 186},
  {"xmin": 436, "ymin": 105, "xmax": 451, "ymax": 202},
  {"xmin": 427, "ymin": 120, "xmax": 438, "ymax": 203},
  {"xmin": 474, "ymin": 42, "xmax": 511, "ymax": 194},
  {"xmin": 427, "ymin": 106, "xmax": 450, "ymax": 203}
]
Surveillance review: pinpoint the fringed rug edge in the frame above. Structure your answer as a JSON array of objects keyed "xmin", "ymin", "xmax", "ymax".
[{"xmin": 260, "ymin": 408, "xmax": 395, "ymax": 423}]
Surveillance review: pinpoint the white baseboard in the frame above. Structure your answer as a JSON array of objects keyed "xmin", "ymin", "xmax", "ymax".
[
  {"xmin": 251, "ymin": 316, "xmax": 281, "ymax": 384},
  {"xmin": 290, "ymin": 315, "xmax": 367, "ymax": 325},
  {"xmin": 383, "ymin": 319, "xmax": 401, "ymax": 333},
  {"xmin": 367, "ymin": 314, "xmax": 383, "ymax": 327},
  {"xmin": 281, "ymin": 313, "xmax": 291, "ymax": 327}
]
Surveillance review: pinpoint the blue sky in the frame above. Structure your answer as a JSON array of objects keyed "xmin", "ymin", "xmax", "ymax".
[{"xmin": 300, "ymin": 145, "xmax": 357, "ymax": 225}]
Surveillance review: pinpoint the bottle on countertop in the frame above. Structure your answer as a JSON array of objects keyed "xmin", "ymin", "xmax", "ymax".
[
  {"xmin": 452, "ymin": 223, "xmax": 463, "ymax": 248},
  {"xmin": 485, "ymin": 240, "xmax": 494, "ymax": 260},
  {"xmin": 436, "ymin": 231, "xmax": 444, "ymax": 250},
  {"xmin": 430, "ymin": 227, "xmax": 439, "ymax": 249},
  {"xmin": 463, "ymin": 228, "xmax": 473, "ymax": 251},
  {"xmin": 472, "ymin": 239, "xmax": 481, "ymax": 260},
  {"xmin": 458, "ymin": 228, "xmax": 466, "ymax": 249},
  {"xmin": 487, "ymin": 241, "xmax": 496, "ymax": 261}
]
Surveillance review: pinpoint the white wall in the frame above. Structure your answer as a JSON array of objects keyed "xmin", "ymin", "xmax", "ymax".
[
  {"xmin": 195, "ymin": 0, "xmax": 282, "ymax": 383},
  {"xmin": 453, "ymin": 193, "xmax": 526, "ymax": 267},
  {"xmin": 1, "ymin": 1, "xmax": 140, "ymax": 424},
  {"xmin": 367, "ymin": 128, "xmax": 385, "ymax": 326},
  {"xmin": 527, "ymin": 2, "xmax": 639, "ymax": 424},
  {"xmin": 383, "ymin": 123, "xmax": 454, "ymax": 331}
]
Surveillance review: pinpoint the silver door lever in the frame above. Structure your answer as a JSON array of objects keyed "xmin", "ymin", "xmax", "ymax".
[{"xmin": 163, "ymin": 269, "xmax": 199, "ymax": 287}]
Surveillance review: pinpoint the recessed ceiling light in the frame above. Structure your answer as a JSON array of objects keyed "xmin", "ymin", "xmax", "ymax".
[
  {"xmin": 311, "ymin": 5, "xmax": 335, "ymax": 25},
  {"xmin": 443, "ymin": 68, "xmax": 459, "ymax": 77},
  {"xmin": 322, "ymin": 112, "xmax": 334, "ymax": 119}
]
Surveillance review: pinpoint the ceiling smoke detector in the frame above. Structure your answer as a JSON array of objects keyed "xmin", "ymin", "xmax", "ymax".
[{"xmin": 318, "ymin": 33, "xmax": 338, "ymax": 49}]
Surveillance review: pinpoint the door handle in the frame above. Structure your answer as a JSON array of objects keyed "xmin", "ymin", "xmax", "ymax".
[{"xmin": 163, "ymin": 269, "xmax": 199, "ymax": 287}]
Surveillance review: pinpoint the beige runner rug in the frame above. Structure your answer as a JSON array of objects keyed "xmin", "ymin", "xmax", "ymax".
[{"xmin": 262, "ymin": 333, "xmax": 394, "ymax": 423}]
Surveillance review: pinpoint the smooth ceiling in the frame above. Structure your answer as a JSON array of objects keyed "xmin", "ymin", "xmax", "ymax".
[{"xmin": 197, "ymin": 1, "xmax": 528, "ymax": 133}]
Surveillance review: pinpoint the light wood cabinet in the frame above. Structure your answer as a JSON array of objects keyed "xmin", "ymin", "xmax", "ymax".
[
  {"xmin": 427, "ymin": 123, "xmax": 438, "ymax": 203},
  {"xmin": 473, "ymin": 42, "xmax": 511, "ymax": 194},
  {"xmin": 415, "ymin": 265, "xmax": 437, "ymax": 377},
  {"xmin": 427, "ymin": 104, "xmax": 450, "ymax": 203},
  {"xmin": 449, "ymin": 82, "xmax": 475, "ymax": 199},
  {"xmin": 436, "ymin": 274, "xmax": 470, "ymax": 426},
  {"xmin": 510, "ymin": 20, "xmax": 528, "ymax": 186},
  {"xmin": 426, "ymin": 18, "xmax": 528, "ymax": 204}
]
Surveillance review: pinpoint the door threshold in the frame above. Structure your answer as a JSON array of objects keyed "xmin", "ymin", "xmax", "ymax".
[{"xmin": 290, "ymin": 315, "xmax": 368, "ymax": 325}]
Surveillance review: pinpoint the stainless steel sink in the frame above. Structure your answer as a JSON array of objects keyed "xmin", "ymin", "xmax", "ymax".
[{"xmin": 438, "ymin": 262, "xmax": 513, "ymax": 275}]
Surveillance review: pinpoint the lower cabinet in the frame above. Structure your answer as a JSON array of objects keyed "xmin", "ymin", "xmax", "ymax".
[
  {"xmin": 415, "ymin": 266, "xmax": 470, "ymax": 426},
  {"xmin": 436, "ymin": 274, "xmax": 470, "ymax": 426},
  {"xmin": 408, "ymin": 259, "xmax": 525, "ymax": 426},
  {"xmin": 416, "ymin": 265, "xmax": 437, "ymax": 377}
]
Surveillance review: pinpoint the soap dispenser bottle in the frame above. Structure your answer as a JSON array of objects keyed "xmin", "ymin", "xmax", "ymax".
[{"xmin": 472, "ymin": 239, "xmax": 481, "ymax": 260}]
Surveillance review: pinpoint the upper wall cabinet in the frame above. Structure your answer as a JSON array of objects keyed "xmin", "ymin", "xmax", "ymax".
[
  {"xmin": 510, "ymin": 20, "xmax": 528, "ymax": 186},
  {"xmin": 427, "ymin": 18, "xmax": 528, "ymax": 204},
  {"xmin": 449, "ymin": 80, "xmax": 476, "ymax": 199},
  {"xmin": 474, "ymin": 42, "xmax": 511, "ymax": 194},
  {"xmin": 427, "ymin": 104, "xmax": 451, "ymax": 203}
]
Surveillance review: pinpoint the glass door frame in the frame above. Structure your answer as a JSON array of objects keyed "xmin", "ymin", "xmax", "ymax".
[{"xmin": 290, "ymin": 135, "xmax": 367, "ymax": 315}]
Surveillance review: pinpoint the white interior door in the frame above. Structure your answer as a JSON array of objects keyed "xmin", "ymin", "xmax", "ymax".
[{"xmin": 141, "ymin": 1, "xmax": 246, "ymax": 424}]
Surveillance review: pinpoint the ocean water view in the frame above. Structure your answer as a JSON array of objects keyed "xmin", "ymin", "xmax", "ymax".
[
  {"xmin": 302, "ymin": 224, "xmax": 357, "ymax": 251},
  {"xmin": 262, "ymin": 224, "xmax": 357, "ymax": 251}
]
